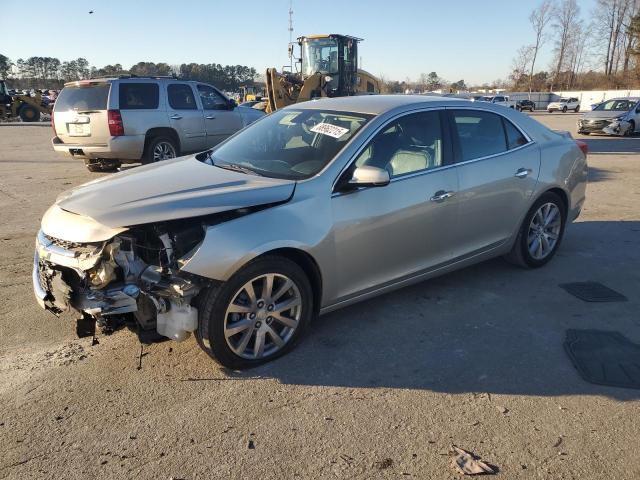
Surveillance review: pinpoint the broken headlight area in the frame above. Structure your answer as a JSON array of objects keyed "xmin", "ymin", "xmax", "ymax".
[
  {"xmin": 602, "ymin": 119, "xmax": 630, "ymax": 136},
  {"xmin": 34, "ymin": 221, "xmax": 209, "ymax": 343}
]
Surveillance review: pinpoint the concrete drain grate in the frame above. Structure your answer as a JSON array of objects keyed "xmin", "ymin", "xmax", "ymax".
[{"xmin": 559, "ymin": 281, "xmax": 627, "ymax": 302}]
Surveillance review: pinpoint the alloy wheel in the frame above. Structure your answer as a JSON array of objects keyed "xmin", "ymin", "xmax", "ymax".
[
  {"xmin": 152, "ymin": 141, "xmax": 176, "ymax": 161},
  {"xmin": 527, "ymin": 202, "xmax": 562, "ymax": 260},
  {"xmin": 224, "ymin": 273, "xmax": 302, "ymax": 360}
]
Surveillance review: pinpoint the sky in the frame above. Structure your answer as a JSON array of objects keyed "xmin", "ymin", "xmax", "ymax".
[{"xmin": 2, "ymin": 0, "xmax": 599, "ymax": 85}]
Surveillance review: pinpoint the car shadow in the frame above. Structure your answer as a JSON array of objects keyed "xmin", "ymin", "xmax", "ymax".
[
  {"xmin": 246, "ymin": 221, "xmax": 640, "ymax": 400},
  {"xmin": 588, "ymin": 166, "xmax": 617, "ymax": 183}
]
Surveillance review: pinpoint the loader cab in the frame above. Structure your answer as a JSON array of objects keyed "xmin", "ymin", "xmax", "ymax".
[
  {"xmin": 0, "ymin": 80, "xmax": 11, "ymax": 105},
  {"xmin": 299, "ymin": 34, "xmax": 360, "ymax": 97}
]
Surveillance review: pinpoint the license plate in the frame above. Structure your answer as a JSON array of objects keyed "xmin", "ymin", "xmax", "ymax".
[{"xmin": 68, "ymin": 123, "xmax": 90, "ymax": 136}]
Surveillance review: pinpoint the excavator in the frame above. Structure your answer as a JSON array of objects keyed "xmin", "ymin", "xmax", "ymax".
[{"xmin": 263, "ymin": 34, "xmax": 380, "ymax": 113}]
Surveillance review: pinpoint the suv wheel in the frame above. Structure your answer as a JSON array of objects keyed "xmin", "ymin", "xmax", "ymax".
[
  {"xmin": 562, "ymin": 106, "xmax": 568, "ymax": 113},
  {"xmin": 195, "ymin": 256, "xmax": 313, "ymax": 369},
  {"xmin": 505, "ymin": 192, "xmax": 566, "ymax": 268},
  {"xmin": 143, "ymin": 136, "xmax": 178, "ymax": 164},
  {"xmin": 575, "ymin": 105, "xmax": 580, "ymax": 113},
  {"xmin": 84, "ymin": 159, "xmax": 121, "ymax": 172}
]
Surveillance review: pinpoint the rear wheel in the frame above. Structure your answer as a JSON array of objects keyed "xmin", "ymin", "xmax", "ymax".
[
  {"xmin": 19, "ymin": 105, "xmax": 40, "ymax": 122},
  {"xmin": 195, "ymin": 256, "xmax": 314, "ymax": 369},
  {"xmin": 505, "ymin": 192, "xmax": 566, "ymax": 268},
  {"xmin": 84, "ymin": 159, "xmax": 121, "ymax": 172},
  {"xmin": 142, "ymin": 136, "xmax": 178, "ymax": 164}
]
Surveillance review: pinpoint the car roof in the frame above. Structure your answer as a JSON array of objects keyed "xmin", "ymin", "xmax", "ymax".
[
  {"xmin": 602, "ymin": 97, "xmax": 640, "ymax": 101},
  {"xmin": 286, "ymin": 94, "xmax": 471, "ymax": 115}
]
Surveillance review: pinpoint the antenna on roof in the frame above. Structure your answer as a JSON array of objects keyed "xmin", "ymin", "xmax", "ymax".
[{"xmin": 288, "ymin": 0, "xmax": 294, "ymax": 70}]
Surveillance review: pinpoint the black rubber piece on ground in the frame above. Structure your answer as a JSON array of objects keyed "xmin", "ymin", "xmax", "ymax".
[
  {"xmin": 564, "ymin": 329, "xmax": 640, "ymax": 389},
  {"xmin": 559, "ymin": 281, "xmax": 627, "ymax": 302}
]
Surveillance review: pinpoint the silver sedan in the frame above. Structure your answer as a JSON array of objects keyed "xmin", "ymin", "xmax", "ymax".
[{"xmin": 33, "ymin": 95, "xmax": 588, "ymax": 368}]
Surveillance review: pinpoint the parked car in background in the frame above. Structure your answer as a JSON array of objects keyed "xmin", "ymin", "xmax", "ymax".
[
  {"xmin": 479, "ymin": 95, "xmax": 517, "ymax": 108},
  {"xmin": 516, "ymin": 99, "xmax": 536, "ymax": 112},
  {"xmin": 52, "ymin": 77, "xmax": 265, "ymax": 172},
  {"xmin": 577, "ymin": 97, "xmax": 640, "ymax": 136},
  {"xmin": 548, "ymin": 97, "xmax": 580, "ymax": 113},
  {"xmin": 34, "ymin": 95, "xmax": 588, "ymax": 368}
]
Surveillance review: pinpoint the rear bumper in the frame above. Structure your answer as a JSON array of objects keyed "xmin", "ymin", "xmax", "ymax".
[{"xmin": 52, "ymin": 135, "xmax": 145, "ymax": 162}]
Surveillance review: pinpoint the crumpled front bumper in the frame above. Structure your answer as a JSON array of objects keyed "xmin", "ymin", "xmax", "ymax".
[{"xmin": 32, "ymin": 230, "xmax": 138, "ymax": 317}]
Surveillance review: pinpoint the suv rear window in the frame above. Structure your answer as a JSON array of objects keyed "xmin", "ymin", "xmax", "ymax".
[
  {"xmin": 55, "ymin": 84, "xmax": 110, "ymax": 111},
  {"xmin": 119, "ymin": 83, "xmax": 159, "ymax": 109}
]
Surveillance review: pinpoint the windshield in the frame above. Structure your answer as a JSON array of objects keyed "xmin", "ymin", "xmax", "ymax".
[
  {"xmin": 594, "ymin": 99, "xmax": 636, "ymax": 112},
  {"xmin": 208, "ymin": 109, "xmax": 372, "ymax": 180},
  {"xmin": 301, "ymin": 38, "xmax": 340, "ymax": 76}
]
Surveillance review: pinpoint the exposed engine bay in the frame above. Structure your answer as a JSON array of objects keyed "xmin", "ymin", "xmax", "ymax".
[{"xmin": 34, "ymin": 219, "xmax": 208, "ymax": 342}]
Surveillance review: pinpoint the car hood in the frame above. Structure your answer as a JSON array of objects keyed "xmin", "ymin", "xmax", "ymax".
[
  {"xmin": 55, "ymin": 155, "xmax": 296, "ymax": 229},
  {"xmin": 581, "ymin": 110, "xmax": 628, "ymax": 120}
]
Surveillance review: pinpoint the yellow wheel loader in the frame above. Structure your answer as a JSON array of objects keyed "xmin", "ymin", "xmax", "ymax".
[
  {"xmin": 0, "ymin": 80, "xmax": 53, "ymax": 122},
  {"xmin": 264, "ymin": 34, "xmax": 380, "ymax": 113}
]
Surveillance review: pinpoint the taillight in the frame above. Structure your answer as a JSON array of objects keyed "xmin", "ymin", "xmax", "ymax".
[
  {"xmin": 108, "ymin": 109, "xmax": 124, "ymax": 136},
  {"xmin": 575, "ymin": 139, "xmax": 588, "ymax": 156},
  {"xmin": 51, "ymin": 111, "xmax": 56, "ymax": 136}
]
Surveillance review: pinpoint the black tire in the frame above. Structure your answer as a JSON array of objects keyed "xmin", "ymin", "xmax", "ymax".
[
  {"xmin": 19, "ymin": 104, "xmax": 40, "ymax": 122},
  {"xmin": 530, "ymin": 104, "xmax": 536, "ymax": 111},
  {"xmin": 195, "ymin": 256, "xmax": 314, "ymax": 369},
  {"xmin": 575, "ymin": 105, "xmax": 580, "ymax": 113},
  {"xmin": 504, "ymin": 192, "xmax": 567, "ymax": 269},
  {"xmin": 142, "ymin": 135, "xmax": 178, "ymax": 164},
  {"xmin": 84, "ymin": 159, "xmax": 121, "ymax": 172},
  {"xmin": 562, "ymin": 106, "xmax": 568, "ymax": 113},
  {"xmin": 548, "ymin": 110, "xmax": 553, "ymax": 113},
  {"xmin": 579, "ymin": 131, "xmax": 590, "ymax": 135}
]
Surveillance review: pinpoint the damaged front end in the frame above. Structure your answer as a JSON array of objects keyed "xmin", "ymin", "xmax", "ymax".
[
  {"xmin": 33, "ymin": 219, "xmax": 207, "ymax": 342},
  {"xmin": 602, "ymin": 118, "xmax": 631, "ymax": 136}
]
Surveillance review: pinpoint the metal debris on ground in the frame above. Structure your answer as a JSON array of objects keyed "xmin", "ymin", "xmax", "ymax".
[
  {"xmin": 450, "ymin": 445, "xmax": 496, "ymax": 475},
  {"xmin": 559, "ymin": 281, "xmax": 627, "ymax": 302}
]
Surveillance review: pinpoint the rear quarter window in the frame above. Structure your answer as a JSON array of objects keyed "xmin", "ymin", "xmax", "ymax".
[
  {"xmin": 119, "ymin": 83, "xmax": 159, "ymax": 109},
  {"xmin": 55, "ymin": 84, "xmax": 110, "ymax": 111}
]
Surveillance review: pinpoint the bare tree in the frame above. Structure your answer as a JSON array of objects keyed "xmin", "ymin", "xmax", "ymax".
[
  {"xmin": 528, "ymin": 0, "xmax": 554, "ymax": 95},
  {"xmin": 551, "ymin": 0, "xmax": 581, "ymax": 91},
  {"xmin": 510, "ymin": 45, "xmax": 534, "ymax": 89}
]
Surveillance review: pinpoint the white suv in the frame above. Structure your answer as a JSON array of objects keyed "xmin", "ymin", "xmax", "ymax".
[
  {"xmin": 52, "ymin": 77, "xmax": 265, "ymax": 172},
  {"xmin": 548, "ymin": 97, "xmax": 580, "ymax": 113}
]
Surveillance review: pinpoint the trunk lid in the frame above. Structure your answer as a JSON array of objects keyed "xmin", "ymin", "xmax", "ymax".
[{"xmin": 53, "ymin": 81, "xmax": 111, "ymax": 145}]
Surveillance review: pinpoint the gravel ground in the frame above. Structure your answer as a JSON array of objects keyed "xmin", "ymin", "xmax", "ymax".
[{"xmin": 0, "ymin": 114, "xmax": 639, "ymax": 479}]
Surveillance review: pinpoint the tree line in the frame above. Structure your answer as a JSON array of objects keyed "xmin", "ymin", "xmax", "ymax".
[
  {"xmin": 510, "ymin": 0, "xmax": 640, "ymax": 92},
  {"xmin": 0, "ymin": 54, "xmax": 257, "ymax": 92}
]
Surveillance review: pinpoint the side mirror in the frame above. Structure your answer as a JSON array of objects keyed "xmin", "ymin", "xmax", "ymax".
[
  {"xmin": 349, "ymin": 166, "xmax": 390, "ymax": 187},
  {"xmin": 228, "ymin": 99, "xmax": 237, "ymax": 110}
]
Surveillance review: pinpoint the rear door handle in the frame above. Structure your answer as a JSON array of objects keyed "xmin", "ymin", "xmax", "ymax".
[
  {"xmin": 205, "ymin": 115, "xmax": 216, "ymax": 120},
  {"xmin": 170, "ymin": 114, "xmax": 183, "ymax": 120},
  {"xmin": 515, "ymin": 168, "xmax": 532, "ymax": 178},
  {"xmin": 430, "ymin": 190, "xmax": 455, "ymax": 202}
]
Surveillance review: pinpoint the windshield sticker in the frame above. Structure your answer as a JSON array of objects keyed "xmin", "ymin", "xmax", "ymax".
[{"xmin": 310, "ymin": 122, "xmax": 350, "ymax": 139}]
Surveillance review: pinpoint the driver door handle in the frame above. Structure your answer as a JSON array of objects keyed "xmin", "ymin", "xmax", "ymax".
[
  {"xmin": 170, "ymin": 114, "xmax": 183, "ymax": 120},
  {"xmin": 515, "ymin": 168, "xmax": 532, "ymax": 178},
  {"xmin": 430, "ymin": 190, "xmax": 455, "ymax": 202},
  {"xmin": 205, "ymin": 115, "xmax": 216, "ymax": 120}
]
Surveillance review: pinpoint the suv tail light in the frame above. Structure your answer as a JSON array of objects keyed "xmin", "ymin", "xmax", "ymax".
[
  {"xmin": 108, "ymin": 109, "xmax": 124, "ymax": 136},
  {"xmin": 51, "ymin": 111, "xmax": 56, "ymax": 136},
  {"xmin": 575, "ymin": 139, "xmax": 588, "ymax": 156}
]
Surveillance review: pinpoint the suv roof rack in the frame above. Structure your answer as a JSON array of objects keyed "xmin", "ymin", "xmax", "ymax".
[{"xmin": 117, "ymin": 74, "xmax": 178, "ymax": 79}]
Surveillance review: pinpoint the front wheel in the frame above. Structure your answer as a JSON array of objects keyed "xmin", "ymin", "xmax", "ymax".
[
  {"xmin": 624, "ymin": 120, "xmax": 635, "ymax": 137},
  {"xmin": 575, "ymin": 105, "xmax": 580, "ymax": 113},
  {"xmin": 504, "ymin": 192, "xmax": 566, "ymax": 268},
  {"xmin": 19, "ymin": 105, "xmax": 40, "ymax": 122},
  {"xmin": 562, "ymin": 106, "xmax": 568, "ymax": 113},
  {"xmin": 196, "ymin": 256, "xmax": 314, "ymax": 369}
]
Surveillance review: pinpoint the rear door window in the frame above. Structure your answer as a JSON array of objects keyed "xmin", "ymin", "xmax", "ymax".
[
  {"xmin": 503, "ymin": 119, "xmax": 528, "ymax": 150},
  {"xmin": 119, "ymin": 83, "xmax": 159, "ymax": 109},
  {"xmin": 452, "ymin": 110, "xmax": 507, "ymax": 161},
  {"xmin": 168, "ymin": 84, "xmax": 198, "ymax": 110},
  {"xmin": 55, "ymin": 84, "xmax": 110, "ymax": 111}
]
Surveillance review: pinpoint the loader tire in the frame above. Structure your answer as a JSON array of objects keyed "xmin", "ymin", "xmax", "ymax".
[{"xmin": 19, "ymin": 105, "xmax": 40, "ymax": 122}]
